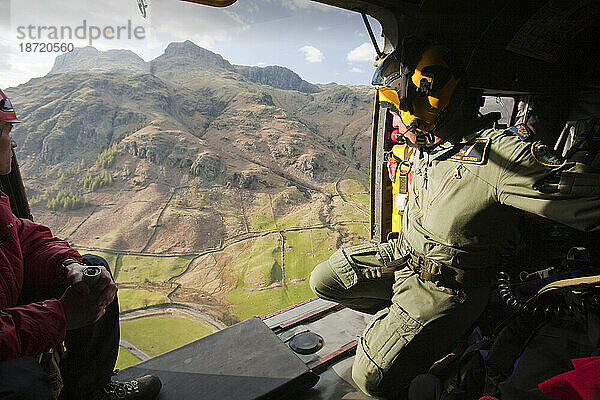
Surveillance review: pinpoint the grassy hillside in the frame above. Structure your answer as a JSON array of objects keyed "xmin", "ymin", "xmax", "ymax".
[{"xmin": 7, "ymin": 41, "xmax": 373, "ymax": 365}]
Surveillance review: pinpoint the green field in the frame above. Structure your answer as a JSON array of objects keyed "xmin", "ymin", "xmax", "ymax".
[
  {"xmin": 248, "ymin": 193, "xmax": 277, "ymax": 231},
  {"xmin": 120, "ymin": 315, "xmax": 215, "ymax": 357},
  {"xmin": 284, "ymin": 229, "xmax": 337, "ymax": 281},
  {"xmin": 344, "ymin": 222, "xmax": 370, "ymax": 243},
  {"xmin": 249, "ymin": 212, "xmax": 276, "ymax": 231},
  {"xmin": 350, "ymin": 193, "xmax": 371, "ymax": 207},
  {"xmin": 118, "ymin": 288, "xmax": 170, "ymax": 312},
  {"xmin": 339, "ymin": 177, "xmax": 367, "ymax": 194},
  {"xmin": 116, "ymin": 347, "xmax": 141, "ymax": 370},
  {"xmin": 115, "ymin": 255, "xmax": 194, "ymax": 283},
  {"xmin": 337, "ymin": 178, "xmax": 370, "ymax": 209},
  {"xmin": 277, "ymin": 203, "xmax": 322, "ymax": 229},
  {"xmin": 226, "ymin": 234, "xmax": 281, "ymax": 289},
  {"xmin": 227, "ymin": 281, "xmax": 315, "ymax": 321},
  {"xmin": 331, "ymin": 196, "xmax": 369, "ymax": 221}
]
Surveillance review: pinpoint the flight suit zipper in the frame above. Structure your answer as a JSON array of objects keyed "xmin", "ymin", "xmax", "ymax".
[
  {"xmin": 424, "ymin": 151, "xmax": 430, "ymax": 190},
  {"xmin": 429, "ymin": 164, "xmax": 464, "ymax": 206}
]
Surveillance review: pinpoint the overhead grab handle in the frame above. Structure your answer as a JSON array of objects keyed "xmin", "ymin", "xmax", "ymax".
[
  {"xmin": 137, "ymin": 0, "xmax": 148, "ymax": 18},
  {"xmin": 361, "ymin": 12, "xmax": 383, "ymax": 61}
]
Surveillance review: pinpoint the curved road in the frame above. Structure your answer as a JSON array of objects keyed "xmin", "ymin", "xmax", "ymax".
[
  {"xmin": 120, "ymin": 339, "xmax": 151, "ymax": 361},
  {"xmin": 119, "ymin": 303, "xmax": 228, "ymax": 331}
]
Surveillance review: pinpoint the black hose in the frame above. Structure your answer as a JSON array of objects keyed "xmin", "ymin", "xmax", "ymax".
[
  {"xmin": 498, "ymin": 271, "xmax": 600, "ymax": 322},
  {"xmin": 498, "ymin": 271, "xmax": 523, "ymax": 310}
]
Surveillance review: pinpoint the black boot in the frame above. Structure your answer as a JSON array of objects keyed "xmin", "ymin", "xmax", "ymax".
[{"xmin": 93, "ymin": 375, "xmax": 162, "ymax": 400}]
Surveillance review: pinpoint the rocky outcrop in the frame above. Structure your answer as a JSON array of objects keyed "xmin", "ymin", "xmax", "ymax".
[
  {"xmin": 230, "ymin": 172, "xmax": 259, "ymax": 189},
  {"xmin": 233, "ymin": 65, "xmax": 321, "ymax": 94},
  {"xmin": 124, "ymin": 138, "xmax": 173, "ymax": 165},
  {"xmin": 295, "ymin": 153, "xmax": 329, "ymax": 182},
  {"xmin": 48, "ymin": 46, "xmax": 149, "ymax": 75},
  {"xmin": 9, "ymin": 40, "xmax": 371, "ymax": 190},
  {"xmin": 151, "ymin": 40, "xmax": 234, "ymax": 72},
  {"xmin": 190, "ymin": 152, "xmax": 221, "ymax": 181}
]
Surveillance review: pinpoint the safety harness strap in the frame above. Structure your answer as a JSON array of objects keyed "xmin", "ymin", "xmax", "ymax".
[{"xmin": 406, "ymin": 249, "xmax": 497, "ymax": 289}]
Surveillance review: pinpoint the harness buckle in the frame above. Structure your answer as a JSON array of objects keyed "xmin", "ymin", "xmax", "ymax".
[
  {"xmin": 428, "ymin": 258, "xmax": 443, "ymax": 276},
  {"xmin": 413, "ymin": 255, "xmax": 424, "ymax": 274}
]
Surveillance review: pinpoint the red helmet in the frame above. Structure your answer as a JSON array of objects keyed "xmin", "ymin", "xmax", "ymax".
[{"xmin": 0, "ymin": 89, "xmax": 20, "ymax": 123}]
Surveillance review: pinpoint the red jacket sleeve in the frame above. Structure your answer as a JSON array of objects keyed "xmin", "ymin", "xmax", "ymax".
[
  {"xmin": 0, "ymin": 299, "xmax": 66, "ymax": 360},
  {"xmin": 16, "ymin": 217, "xmax": 81, "ymax": 285}
]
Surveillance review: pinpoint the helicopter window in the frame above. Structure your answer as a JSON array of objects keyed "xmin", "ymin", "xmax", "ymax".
[
  {"xmin": 1, "ymin": 0, "xmax": 384, "ymax": 371},
  {"xmin": 480, "ymin": 96, "xmax": 515, "ymax": 127}
]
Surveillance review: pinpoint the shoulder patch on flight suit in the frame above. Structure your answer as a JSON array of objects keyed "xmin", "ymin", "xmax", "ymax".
[
  {"xmin": 506, "ymin": 123, "xmax": 535, "ymax": 142},
  {"xmin": 448, "ymin": 138, "xmax": 490, "ymax": 164},
  {"xmin": 531, "ymin": 142, "xmax": 565, "ymax": 167}
]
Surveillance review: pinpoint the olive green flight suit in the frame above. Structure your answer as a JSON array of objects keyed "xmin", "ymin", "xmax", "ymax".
[{"xmin": 309, "ymin": 127, "xmax": 600, "ymax": 398}]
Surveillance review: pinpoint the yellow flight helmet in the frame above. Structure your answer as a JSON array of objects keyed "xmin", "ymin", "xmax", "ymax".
[{"xmin": 373, "ymin": 40, "xmax": 460, "ymax": 141}]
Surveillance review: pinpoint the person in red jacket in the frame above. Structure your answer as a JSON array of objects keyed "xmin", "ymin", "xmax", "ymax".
[{"xmin": 0, "ymin": 89, "xmax": 161, "ymax": 399}]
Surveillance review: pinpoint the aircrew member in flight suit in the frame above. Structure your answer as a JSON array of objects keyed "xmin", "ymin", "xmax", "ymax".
[{"xmin": 309, "ymin": 41, "xmax": 600, "ymax": 399}]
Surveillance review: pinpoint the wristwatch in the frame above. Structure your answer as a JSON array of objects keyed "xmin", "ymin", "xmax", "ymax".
[{"xmin": 59, "ymin": 258, "xmax": 78, "ymax": 281}]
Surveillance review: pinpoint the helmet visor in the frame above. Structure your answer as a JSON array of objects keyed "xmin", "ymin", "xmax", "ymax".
[
  {"xmin": 0, "ymin": 97, "xmax": 20, "ymax": 123},
  {"xmin": 0, "ymin": 98, "xmax": 14, "ymax": 112},
  {"xmin": 372, "ymin": 53, "xmax": 402, "ymax": 86}
]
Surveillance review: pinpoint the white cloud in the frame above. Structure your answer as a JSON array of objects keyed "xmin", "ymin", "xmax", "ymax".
[
  {"xmin": 347, "ymin": 42, "xmax": 376, "ymax": 63},
  {"xmin": 350, "ymin": 67, "xmax": 363, "ymax": 73},
  {"xmin": 264, "ymin": 0, "xmax": 333, "ymax": 12},
  {"xmin": 298, "ymin": 45, "xmax": 323, "ymax": 63},
  {"xmin": 148, "ymin": 2, "xmax": 248, "ymax": 50}
]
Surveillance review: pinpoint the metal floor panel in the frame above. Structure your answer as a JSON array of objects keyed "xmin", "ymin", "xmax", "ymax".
[
  {"xmin": 277, "ymin": 308, "xmax": 373, "ymax": 400},
  {"xmin": 299, "ymin": 357, "xmax": 373, "ymax": 400},
  {"xmin": 262, "ymin": 298, "xmax": 337, "ymax": 329},
  {"xmin": 277, "ymin": 308, "xmax": 370, "ymax": 366},
  {"xmin": 116, "ymin": 317, "xmax": 318, "ymax": 399},
  {"xmin": 117, "ymin": 303, "xmax": 373, "ymax": 399}
]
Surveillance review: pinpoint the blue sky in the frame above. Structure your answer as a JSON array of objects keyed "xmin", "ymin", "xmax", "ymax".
[{"xmin": 0, "ymin": 0, "xmax": 383, "ymax": 88}]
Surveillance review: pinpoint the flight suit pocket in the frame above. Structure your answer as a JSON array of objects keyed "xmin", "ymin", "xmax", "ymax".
[
  {"xmin": 335, "ymin": 243, "xmax": 396, "ymax": 288},
  {"xmin": 344, "ymin": 243, "xmax": 388, "ymax": 268},
  {"xmin": 327, "ymin": 248, "xmax": 360, "ymax": 290},
  {"xmin": 558, "ymin": 171, "xmax": 600, "ymax": 195},
  {"xmin": 360, "ymin": 303, "xmax": 423, "ymax": 372}
]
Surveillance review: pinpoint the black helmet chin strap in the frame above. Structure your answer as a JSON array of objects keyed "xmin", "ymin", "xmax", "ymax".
[{"xmin": 409, "ymin": 119, "xmax": 433, "ymax": 154}]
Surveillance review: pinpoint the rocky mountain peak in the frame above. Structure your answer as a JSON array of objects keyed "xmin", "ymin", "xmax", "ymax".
[
  {"xmin": 158, "ymin": 40, "xmax": 233, "ymax": 70},
  {"xmin": 48, "ymin": 46, "xmax": 149, "ymax": 75},
  {"xmin": 233, "ymin": 65, "xmax": 321, "ymax": 94}
]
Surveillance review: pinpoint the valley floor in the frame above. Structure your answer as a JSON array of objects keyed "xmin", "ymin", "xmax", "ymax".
[{"xmin": 33, "ymin": 174, "xmax": 370, "ymax": 369}]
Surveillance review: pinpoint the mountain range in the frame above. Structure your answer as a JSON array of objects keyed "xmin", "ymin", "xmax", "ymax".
[{"xmin": 7, "ymin": 40, "xmax": 373, "ymax": 253}]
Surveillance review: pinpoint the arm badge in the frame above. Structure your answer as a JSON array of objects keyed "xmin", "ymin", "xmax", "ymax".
[
  {"xmin": 507, "ymin": 123, "xmax": 535, "ymax": 142},
  {"xmin": 531, "ymin": 142, "xmax": 565, "ymax": 167}
]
